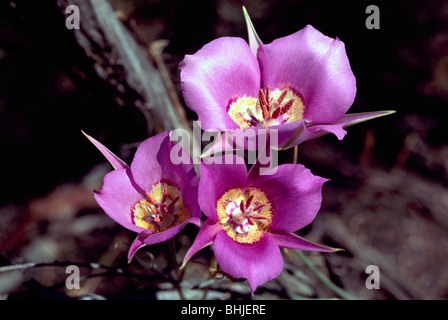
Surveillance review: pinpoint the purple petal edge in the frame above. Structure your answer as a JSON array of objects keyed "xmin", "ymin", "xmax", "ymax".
[
  {"xmin": 199, "ymin": 154, "xmax": 248, "ymax": 220},
  {"xmin": 181, "ymin": 219, "xmax": 222, "ymax": 269},
  {"xmin": 337, "ymin": 110, "xmax": 396, "ymax": 128},
  {"xmin": 214, "ymin": 232, "xmax": 284, "ymax": 294},
  {"xmin": 269, "ymin": 231, "xmax": 340, "ymax": 252},
  {"xmin": 128, "ymin": 216, "xmax": 201, "ymax": 263},
  {"xmin": 257, "ymin": 25, "xmax": 356, "ymax": 124},
  {"xmin": 128, "ymin": 231, "xmax": 153, "ymax": 263},
  {"xmin": 82, "ymin": 131, "xmax": 128, "ymax": 170},
  {"xmin": 243, "ymin": 6, "xmax": 263, "ymax": 57},
  {"xmin": 280, "ymin": 110, "xmax": 396, "ymax": 149}
]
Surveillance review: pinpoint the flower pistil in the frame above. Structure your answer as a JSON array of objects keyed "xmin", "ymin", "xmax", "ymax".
[{"xmin": 217, "ymin": 187, "xmax": 273, "ymax": 243}]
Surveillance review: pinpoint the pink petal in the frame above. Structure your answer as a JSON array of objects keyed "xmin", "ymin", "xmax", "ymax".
[
  {"xmin": 279, "ymin": 120, "xmax": 347, "ymax": 149},
  {"xmin": 198, "ymin": 155, "xmax": 248, "ymax": 220},
  {"xmin": 258, "ymin": 25, "xmax": 356, "ymax": 124},
  {"xmin": 181, "ymin": 219, "xmax": 223, "ymax": 268},
  {"xmin": 199, "ymin": 111, "xmax": 396, "ymax": 153},
  {"xmin": 243, "ymin": 6, "xmax": 263, "ymax": 57},
  {"xmin": 200, "ymin": 128, "xmax": 265, "ymax": 159},
  {"xmin": 131, "ymin": 131, "xmax": 197, "ymax": 192},
  {"xmin": 198, "ymin": 120, "xmax": 344, "ymax": 155},
  {"xmin": 180, "ymin": 37, "xmax": 261, "ymax": 131},
  {"xmin": 270, "ymin": 231, "xmax": 339, "ymax": 252},
  {"xmin": 246, "ymin": 128, "xmax": 276, "ymax": 180},
  {"xmin": 129, "ymin": 132, "xmax": 166, "ymax": 189},
  {"xmin": 181, "ymin": 180, "xmax": 202, "ymax": 222},
  {"xmin": 93, "ymin": 168, "xmax": 144, "ymax": 233},
  {"xmin": 248, "ymin": 163, "xmax": 328, "ymax": 232},
  {"xmin": 128, "ymin": 217, "xmax": 201, "ymax": 263},
  {"xmin": 214, "ymin": 232, "xmax": 283, "ymax": 294},
  {"xmin": 337, "ymin": 110, "xmax": 396, "ymax": 128},
  {"xmin": 279, "ymin": 110, "xmax": 396, "ymax": 149},
  {"xmin": 143, "ymin": 222, "xmax": 188, "ymax": 246},
  {"xmin": 82, "ymin": 131, "xmax": 128, "ymax": 170},
  {"xmin": 128, "ymin": 231, "xmax": 153, "ymax": 262}
]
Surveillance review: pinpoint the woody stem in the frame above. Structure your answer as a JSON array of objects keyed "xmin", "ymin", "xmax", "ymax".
[
  {"xmin": 167, "ymin": 237, "xmax": 180, "ymax": 280},
  {"xmin": 168, "ymin": 237, "xmax": 186, "ymax": 300}
]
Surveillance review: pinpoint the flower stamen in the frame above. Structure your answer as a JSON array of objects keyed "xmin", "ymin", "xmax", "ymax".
[
  {"xmin": 266, "ymin": 86, "xmax": 271, "ymax": 108},
  {"xmin": 246, "ymin": 194, "xmax": 254, "ymax": 208},
  {"xmin": 145, "ymin": 192, "xmax": 158, "ymax": 207},
  {"xmin": 276, "ymin": 89, "xmax": 288, "ymax": 107},
  {"xmin": 146, "ymin": 202, "xmax": 158, "ymax": 215},
  {"xmin": 239, "ymin": 200, "xmax": 246, "ymax": 213},
  {"xmin": 272, "ymin": 98, "xmax": 294, "ymax": 119},
  {"xmin": 251, "ymin": 203, "xmax": 266, "ymax": 212},
  {"xmin": 258, "ymin": 89, "xmax": 270, "ymax": 120},
  {"xmin": 216, "ymin": 187, "xmax": 272, "ymax": 243},
  {"xmin": 162, "ymin": 188, "xmax": 168, "ymax": 204},
  {"xmin": 133, "ymin": 182, "xmax": 189, "ymax": 233},
  {"xmin": 228, "ymin": 85, "xmax": 305, "ymax": 129},
  {"xmin": 167, "ymin": 196, "xmax": 180, "ymax": 213}
]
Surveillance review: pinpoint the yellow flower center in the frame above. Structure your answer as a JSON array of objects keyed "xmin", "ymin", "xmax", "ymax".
[
  {"xmin": 227, "ymin": 86, "xmax": 305, "ymax": 130},
  {"xmin": 132, "ymin": 182, "xmax": 189, "ymax": 233},
  {"xmin": 216, "ymin": 187, "xmax": 272, "ymax": 244}
]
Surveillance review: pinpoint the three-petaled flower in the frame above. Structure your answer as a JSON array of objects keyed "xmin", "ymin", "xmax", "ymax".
[
  {"xmin": 180, "ymin": 12, "xmax": 394, "ymax": 152},
  {"xmin": 85, "ymin": 131, "xmax": 201, "ymax": 262},
  {"xmin": 182, "ymin": 153, "xmax": 339, "ymax": 293}
]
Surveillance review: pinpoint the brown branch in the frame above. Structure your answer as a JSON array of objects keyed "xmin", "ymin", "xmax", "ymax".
[{"xmin": 56, "ymin": 0, "xmax": 190, "ymax": 135}]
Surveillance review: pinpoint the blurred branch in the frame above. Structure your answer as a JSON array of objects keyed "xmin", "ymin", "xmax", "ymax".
[
  {"xmin": 0, "ymin": 260, "xmax": 177, "ymax": 284},
  {"xmin": 55, "ymin": 0, "xmax": 190, "ymax": 135},
  {"xmin": 0, "ymin": 260, "xmax": 123, "ymax": 273},
  {"xmin": 149, "ymin": 40, "xmax": 191, "ymax": 132}
]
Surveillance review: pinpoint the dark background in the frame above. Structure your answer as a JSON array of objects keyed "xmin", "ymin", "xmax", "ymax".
[{"xmin": 0, "ymin": 0, "xmax": 447, "ymax": 299}]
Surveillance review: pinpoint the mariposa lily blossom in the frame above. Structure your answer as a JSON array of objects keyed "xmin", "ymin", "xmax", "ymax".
[
  {"xmin": 84, "ymin": 131, "xmax": 201, "ymax": 262},
  {"xmin": 180, "ymin": 7, "xmax": 394, "ymax": 154},
  {"xmin": 181, "ymin": 153, "xmax": 339, "ymax": 293}
]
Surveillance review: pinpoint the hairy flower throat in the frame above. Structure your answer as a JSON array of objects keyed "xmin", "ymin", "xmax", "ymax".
[
  {"xmin": 228, "ymin": 86, "xmax": 305, "ymax": 130},
  {"xmin": 216, "ymin": 187, "xmax": 272, "ymax": 243},
  {"xmin": 132, "ymin": 182, "xmax": 189, "ymax": 233}
]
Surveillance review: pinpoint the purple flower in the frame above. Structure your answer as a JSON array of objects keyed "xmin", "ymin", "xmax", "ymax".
[
  {"xmin": 84, "ymin": 131, "xmax": 201, "ymax": 262},
  {"xmin": 181, "ymin": 154, "xmax": 338, "ymax": 293},
  {"xmin": 180, "ymin": 11, "xmax": 394, "ymax": 151}
]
